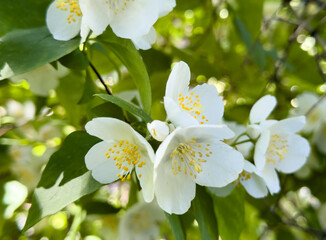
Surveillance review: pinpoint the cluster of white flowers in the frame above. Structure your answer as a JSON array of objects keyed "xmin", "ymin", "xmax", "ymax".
[
  {"xmin": 85, "ymin": 61, "xmax": 311, "ymax": 215},
  {"xmin": 46, "ymin": 0, "xmax": 176, "ymax": 49}
]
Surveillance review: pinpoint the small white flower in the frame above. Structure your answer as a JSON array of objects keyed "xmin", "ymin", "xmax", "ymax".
[
  {"xmin": 291, "ymin": 92, "xmax": 326, "ymax": 133},
  {"xmin": 254, "ymin": 116, "xmax": 310, "ymax": 194},
  {"xmin": 147, "ymin": 120, "xmax": 170, "ymax": 141},
  {"xmin": 6, "ymin": 100, "xmax": 35, "ymax": 125},
  {"xmin": 313, "ymin": 121, "xmax": 326, "ymax": 154},
  {"xmin": 154, "ymin": 125, "xmax": 244, "ymax": 214},
  {"xmin": 46, "ymin": 0, "xmax": 90, "ymax": 41},
  {"xmin": 85, "ymin": 117, "xmax": 155, "ymax": 202},
  {"xmin": 79, "ymin": 0, "xmax": 176, "ymax": 49},
  {"xmin": 118, "ymin": 201, "xmax": 165, "ymax": 240},
  {"xmin": 164, "ymin": 61, "xmax": 224, "ymax": 128},
  {"xmin": 209, "ymin": 160, "xmax": 268, "ymax": 198}
]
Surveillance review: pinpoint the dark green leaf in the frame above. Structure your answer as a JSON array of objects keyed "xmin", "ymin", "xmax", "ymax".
[
  {"xmin": 0, "ymin": 0, "xmax": 51, "ymax": 36},
  {"xmin": 0, "ymin": 27, "xmax": 79, "ymax": 80},
  {"xmin": 97, "ymin": 28, "xmax": 152, "ymax": 114},
  {"xmin": 211, "ymin": 187, "xmax": 245, "ymax": 240},
  {"xmin": 78, "ymin": 70, "xmax": 97, "ymax": 104},
  {"xmin": 95, "ymin": 94, "xmax": 152, "ymax": 123},
  {"xmin": 59, "ymin": 49, "xmax": 89, "ymax": 70},
  {"xmin": 23, "ymin": 131, "xmax": 102, "ymax": 231},
  {"xmin": 193, "ymin": 186, "xmax": 219, "ymax": 240},
  {"xmin": 165, "ymin": 212, "xmax": 186, "ymax": 240}
]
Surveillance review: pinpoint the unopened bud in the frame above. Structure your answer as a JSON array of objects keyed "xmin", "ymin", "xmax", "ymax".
[{"xmin": 147, "ymin": 120, "xmax": 170, "ymax": 141}]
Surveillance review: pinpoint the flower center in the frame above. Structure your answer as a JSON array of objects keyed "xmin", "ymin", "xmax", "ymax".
[
  {"xmin": 265, "ymin": 134, "xmax": 289, "ymax": 164},
  {"xmin": 106, "ymin": 0, "xmax": 134, "ymax": 15},
  {"xmin": 170, "ymin": 138, "xmax": 211, "ymax": 179},
  {"xmin": 105, "ymin": 140, "xmax": 145, "ymax": 181},
  {"xmin": 56, "ymin": 0, "xmax": 82, "ymax": 24},
  {"xmin": 178, "ymin": 92, "xmax": 208, "ymax": 124}
]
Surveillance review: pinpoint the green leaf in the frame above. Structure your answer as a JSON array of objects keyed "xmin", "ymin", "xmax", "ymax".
[
  {"xmin": 0, "ymin": 27, "xmax": 80, "ymax": 80},
  {"xmin": 97, "ymin": 28, "xmax": 152, "ymax": 114},
  {"xmin": 23, "ymin": 131, "xmax": 102, "ymax": 231},
  {"xmin": 165, "ymin": 212, "xmax": 186, "ymax": 240},
  {"xmin": 95, "ymin": 94, "xmax": 152, "ymax": 123},
  {"xmin": 0, "ymin": 0, "xmax": 51, "ymax": 36},
  {"xmin": 78, "ymin": 70, "xmax": 97, "ymax": 104},
  {"xmin": 59, "ymin": 49, "xmax": 89, "ymax": 70},
  {"xmin": 193, "ymin": 186, "xmax": 219, "ymax": 240},
  {"xmin": 211, "ymin": 187, "xmax": 245, "ymax": 240}
]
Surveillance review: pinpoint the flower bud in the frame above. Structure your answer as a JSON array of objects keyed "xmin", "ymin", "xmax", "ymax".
[
  {"xmin": 147, "ymin": 120, "xmax": 170, "ymax": 141},
  {"xmin": 246, "ymin": 124, "xmax": 261, "ymax": 140}
]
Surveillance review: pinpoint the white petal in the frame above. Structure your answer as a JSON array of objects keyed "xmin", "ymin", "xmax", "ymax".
[
  {"xmin": 80, "ymin": 17, "xmax": 90, "ymax": 43},
  {"xmin": 85, "ymin": 141, "xmax": 120, "ymax": 184},
  {"xmin": 254, "ymin": 130, "xmax": 270, "ymax": 170},
  {"xmin": 260, "ymin": 164, "xmax": 280, "ymax": 194},
  {"xmin": 154, "ymin": 160, "xmax": 196, "ymax": 214},
  {"xmin": 208, "ymin": 184, "xmax": 235, "ymax": 197},
  {"xmin": 175, "ymin": 125, "xmax": 235, "ymax": 141},
  {"xmin": 275, "ymin": 134, "xmax": 310, "ymax": 173},
  {"xmin": 85, "ymin": 117, "xmax": 135, "ymax": 142},
  {"xmin": 270, "ymin": 116, "xmax": 306, "ymax": 133},
  {"xmin": 110, "ymin": 0, "xmax": 160, "ymax": 39},
  {"xmin": 46, "ymin": 1, "xmax": 81, "ymax": 41},
  {"xmin": 79, "ymin": 0, "xmax": 111, "ymax": 35},
  {"xmin": 190, "ymin": 85, "xmax": 224, "ymax": 124},
  {"xmin": 241, "ymin": 173, "xmax": 268, "ymax": 198},
  {"xmin": 135, "ymin": 157, "xmax": 154, "ymax": 202},
  {"xmin": 132, "ymin": 27, "xmax": 156, "ymax": 50},
  {"xmin": 165, "ymin": 61, "xmax": 191, "ymax": 100},
  {"xmin": 164, "ymin": 97, "xmax": 199, "ymax": 127},
  {"xmin": 195, "ymin": 142, "xmax": 244, "ymax": 187},
  {"xmin": 243, "ymin": 160, "xmax": 257, "ymax": 173},
  {"xmin": 249, "ymin": 95, "xmax": 277, "ymax": 124},
  {"xmin": 158, "ymin": 0, "xmax": 176, "ymax": 17}
]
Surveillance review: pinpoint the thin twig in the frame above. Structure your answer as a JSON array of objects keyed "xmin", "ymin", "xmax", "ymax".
[
  {"xmin": 305, "ymin": 91, "xmax": 326, "ymax": 116},
  {"xmin": 89, "ymin": 61, "xmax": 112, "ymax": 95}
]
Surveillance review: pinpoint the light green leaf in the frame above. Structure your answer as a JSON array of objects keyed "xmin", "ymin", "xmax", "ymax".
[
  {"xmin": 193, "ymin": 186, "xmax": 219, "ymax": 240},
  {"xmin": 165, "ymin": 213, "xmax": 186, "ymax": 240},
  {"xmin": 211, "ymin": 187, "xmax": 245, "ymax": 240},
  {"xmin": 97, "ymin": 29, "xmax": 152, "ymax": 114},
  {"xmin": 95, "ymin": 94, "xmax": 152, "ymax": 123},
  {"xmin": 0, "ymin": 27, "xmax": 80, "ymax": 80},
  {"xmin": 23, "ymin": 131, "xmax": 102, "ymax": 231}
]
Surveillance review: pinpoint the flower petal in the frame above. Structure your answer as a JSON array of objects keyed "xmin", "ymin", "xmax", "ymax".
[
  {"xmin": 79, "ymin": 0, "xmax": 111, "ymax": 35},
  {"xmin": 270, "ymin": 116, "xmax": 306, "ymax": 133},
  {"xmin": 110, "ymin": 0, "xmax": 160, "ymax": 39},
  {"xmin": 254, "ymin": 130, "xmax": 270, "ymax": 171},
  {"xmin": 190, "ymin": 84, "xmax": 224, "ymax": 124},
  {"xmin": 195, "ymin": 142, "xmax": 244, "ymax": 187},
  {"xmin": 249, "ymin": 95, "xmax": 277, "ymax": 124},
  {"xmin": 131, "ymin": 27, "xmax": 156, "ymax": 50},
  {"xmin": 208, "ymin": 184, "xmax": 235, "ymax": 197},
  {"xmin": 46, "ymin": 1, "xmax": 81, "ymax": 41},
  {"xmin": 135, "ymin": 157, "xmax": 154, "ymax": 202},
  {"xmin": 241, "ymin": 174, "xmax": 268, "ymax": 198},
  {"xmin": 85, "ymin": 117, "xmax": 135, "ymax": 142},
  {"xmin": 260, "ymin": 164, "xmax": 280, "ymax": 194},
  {"xmin": 158, "ymin": 0, "xmax": 176, "ymax": 17},
  {"xmin": 154, "ymin": 160, "xmax": 196, "ymax": 214},
  {"xmin": 80, "ymin": 17, "xmax": 90, "ymax": 43},
  {"xmin": 275, "ymin": 134, "xmax": 310, "ymax": 173},
  {"xmin": 85, "ymin": 141, "xmax": 120, "ymax": 184},
  {"xmin": 165, "ymin": 61, "xmax": 191, "ymax": 100}
]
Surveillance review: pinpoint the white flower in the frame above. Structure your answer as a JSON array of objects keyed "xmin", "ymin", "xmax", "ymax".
[
  {"xmin": 46, "ymin": 0, "xmax": 90, "ymax": 42},
  {"xmin": 147, "ymin": 120, "xmax": 170, "ymax": 141},
  {"xmin": 10, "ymin": 64, "xmax": 68, "ymax": 96},
  {"xmin": 209, "ymin": 160, "xmax": 268, "ymax": 198},
  {"xmin": 154, "ymin": 125, "xmax": 244, "ymax": 214},
  {"xmin": 79, "ymin": 0, "xmax": 176, "ymax": 49},
  {"xmin": 313, "ymin": 122, "xmax": 326, "ymax": 154},
  {"xmin": 291, "ymin": 92, "xmax": 326, "ymax": 133},
  {"xmin": 6, "ymin": 100, "xmax": 35, "ymax": 125},
  {"xmin": 254, "ymin": 118, "xmax": 310, "ymax": 194},
  {"xmin": 85, "ymin": 117, "xmax": 155, "ymax": 202},
  {"xmin": 164, "ymin": 61, "xmax": 224, "ymax": 128},
  {"xmin": 118, "ymin": 201, "xmax": 165, "ymax": 240}
]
